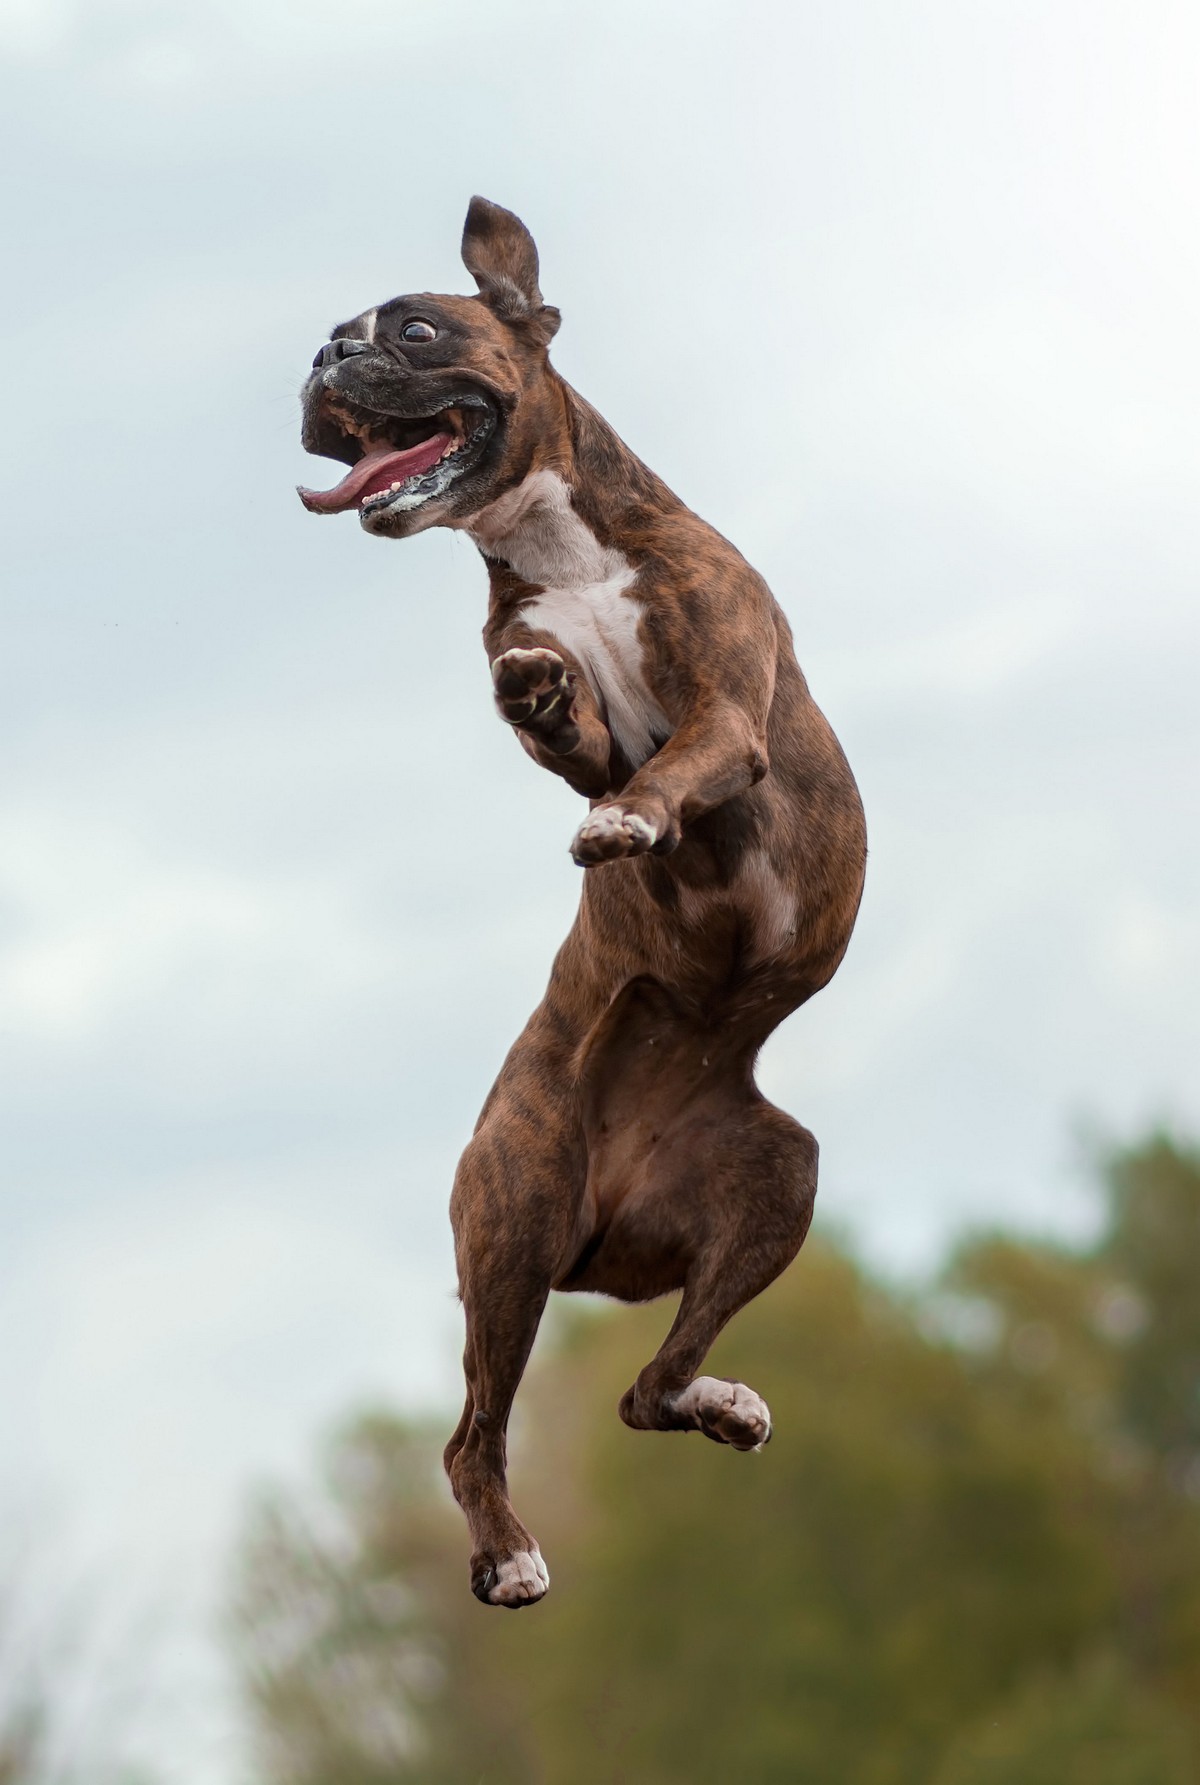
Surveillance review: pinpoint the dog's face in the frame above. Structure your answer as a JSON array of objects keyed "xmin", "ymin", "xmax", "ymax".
[{"xmin": 298, "ymin": 198, "xmax": 562, "ymax": 538}]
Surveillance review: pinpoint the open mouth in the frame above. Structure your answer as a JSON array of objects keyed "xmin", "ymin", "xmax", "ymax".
[{"xmin": 298, "ymin": 395, "xmax": 496, "ymax": 518}]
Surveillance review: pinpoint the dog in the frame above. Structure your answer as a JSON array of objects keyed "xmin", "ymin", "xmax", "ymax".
[{"xmin": 298, "ymin": 198, "xmax": 867, "ymax": 1608}]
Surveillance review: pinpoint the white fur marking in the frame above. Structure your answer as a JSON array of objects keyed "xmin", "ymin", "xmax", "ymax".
[
  {"xmin": 676, "ymin": 849, "xmax": 797, "ymax": 963},
  {"xmin": 488, "ymin": 1548, "xmax": 549, "ymax": 1606},
  {"xmin": 470, "ymin": 471, "xmax": 672, "ymax": 768},
  {"xmin": 670, "ymin": 1377, "xmax": 772, "ymax": 1450},
  {"xmin": 362, "ymin": 306, "xmax": 378, "ymax": 344},
  {"xmin": 738, "ymin": 848, "xmax": 797, "ymax": 960},
  {"xmin": 572, "ymin": 805, "xmax": 657, "ymax": 858}
]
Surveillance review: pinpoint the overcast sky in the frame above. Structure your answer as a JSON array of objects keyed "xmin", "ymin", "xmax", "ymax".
[{"xmin": 3, "ymin": 0, "xmax": 1198, "ymax": 1777}]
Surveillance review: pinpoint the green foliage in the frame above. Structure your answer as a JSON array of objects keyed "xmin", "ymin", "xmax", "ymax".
[
  {"xmin": 232, "ymin": 1134, "xmax": 1200, "ymax": 1784},
  {"xmin": 1103, "ymin": 1134, "xmax": 1200, "ymax": 1461},
  {"xmin": 932, "ymin": 1654, "xmax": 1196, "ymax": 1785},
  {"xmin": 232, "ymin": 1420, "xmax": 501, "ymax": 1785}
]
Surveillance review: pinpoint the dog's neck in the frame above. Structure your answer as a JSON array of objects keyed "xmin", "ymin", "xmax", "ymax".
[
  {"xmin": 466, "ymin": 383, "xmax": 675, "ymax": 590},
  {"xmin": 468, "ymin": 466, "xmax": 629, "ymax": 588}
]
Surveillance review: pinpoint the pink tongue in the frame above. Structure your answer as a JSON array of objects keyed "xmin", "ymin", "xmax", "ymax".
[{"xmin": 298, "ymin": 432, "xmax": 454, "ymax": 513}]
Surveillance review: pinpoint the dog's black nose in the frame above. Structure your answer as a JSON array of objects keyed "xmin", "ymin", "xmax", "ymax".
[{"xmin": 311, "ymin": 338, "xmax": 372, "ymax": 371}]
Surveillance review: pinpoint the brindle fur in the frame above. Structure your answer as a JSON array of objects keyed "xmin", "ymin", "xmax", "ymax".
[{"xmin": 300, "ymin": 199, "xmax": 867, "ymax": 1607}]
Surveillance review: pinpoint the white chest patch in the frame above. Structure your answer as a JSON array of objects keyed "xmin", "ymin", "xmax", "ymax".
[{"xmin": 470, "ymin": 470, "xmax": 672, "ymax": 769}]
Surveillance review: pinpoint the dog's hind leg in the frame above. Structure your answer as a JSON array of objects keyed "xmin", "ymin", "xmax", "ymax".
[
  {"xmin": 444, "ymin": 1012, "xmax": 587, "ymax": 1608},
  {"xmin": 616, "ymin": 1092, "xmax": 816, "ymax": 1449},
  {"xmin": 572, "ymin": 979, "xmax": 818, "ymax": 1450}
]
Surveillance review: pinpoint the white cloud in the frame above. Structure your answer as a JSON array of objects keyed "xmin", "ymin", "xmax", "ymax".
[{"xmin": 0, "ymin": 0, "xmax": 70, "ymax": 58}]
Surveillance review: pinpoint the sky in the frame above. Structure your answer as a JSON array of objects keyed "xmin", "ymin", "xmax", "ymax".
[{"xmin": 2, "ymin": 0, "xmax": 1199, "ymax": 1777}]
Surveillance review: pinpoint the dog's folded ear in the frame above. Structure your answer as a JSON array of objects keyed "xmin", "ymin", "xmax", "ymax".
[{"xmin": 462, "ymin": 196, "xmax": 561, "ymax": 345}]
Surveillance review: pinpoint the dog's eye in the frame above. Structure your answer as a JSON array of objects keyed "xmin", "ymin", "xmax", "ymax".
[{"xmin": 401, "ymin": 319, "xmax": 437, "ymax": 343}]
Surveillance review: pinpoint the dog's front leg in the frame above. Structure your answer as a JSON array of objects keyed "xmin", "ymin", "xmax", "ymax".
[
  {"xmin": 571, "ymin": 698, "xmax": 769, "ymax": 865},
  {"xmin": 490, "ymin": 634, "xmax": 612, "ymax": 799}
]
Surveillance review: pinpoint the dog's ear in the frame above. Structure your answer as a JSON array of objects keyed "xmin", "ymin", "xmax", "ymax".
[{"xmin": 462, "ymin": 196, "xmax": 561, "ymax": 345}]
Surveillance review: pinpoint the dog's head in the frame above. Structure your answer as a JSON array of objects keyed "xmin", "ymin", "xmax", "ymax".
[{"xmin": 298, "ymin": 198, "xmax": 562, "ymax": 537}]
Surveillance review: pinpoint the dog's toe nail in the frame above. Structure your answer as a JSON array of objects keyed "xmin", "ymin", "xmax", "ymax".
[{"xmin": 472, "ymin": 1566, "xmax": 496, "ymax": 1603}]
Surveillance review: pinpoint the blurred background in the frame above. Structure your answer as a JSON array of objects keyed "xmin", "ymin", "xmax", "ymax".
[{"xmin": 2, "ymin": 1, "xmax": 1197, "ymax": 1779}]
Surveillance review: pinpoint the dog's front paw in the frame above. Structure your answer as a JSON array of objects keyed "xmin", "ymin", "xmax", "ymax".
[
  {"xmin": 570, "ymin": 799, "xmax": 677, "ymax": 866},
  {"xmin": 492, "ymin": 647, "xmax": 571, "ymax": 728},
  {"xmin": 471, "ymin": 1545, "xmax": 550, "ymax": 1609}
]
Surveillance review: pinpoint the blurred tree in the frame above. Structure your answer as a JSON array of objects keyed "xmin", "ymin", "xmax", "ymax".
[
  {"xmin": 1103, "ymin": 1134, "xmax": 1200, "ymax": 1464},
  {"xmin": 232, "ymin": 1134, "xmax": 1200, "ymax": 1785},
  {"xmin": 0, "ymin": 1713, "xmax": 40, "ymax": 1785},
  {"xmin": 0, "ymin": 1540, "xmax": 162, "ymax": 1785},
  {"xmin": 948, "ymin": 1133, "xmax": 1200, "ymax": 1728},
  {"xmin": 233, "ymin": 1415, "xmax": 533, "ymax": 1784},
  {"xmin": 932, "ymin": 1652, "xmax": 1195, "ymax": 1785}
]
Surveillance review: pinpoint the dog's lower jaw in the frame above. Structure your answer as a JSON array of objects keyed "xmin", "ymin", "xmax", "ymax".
[
  {"xmin": 358, "ymin": 461, "xmax": 476, "ymax": 535},
  {"xmin": 351, "ymin": 412, "xmax": 502, "ymax": 537}
]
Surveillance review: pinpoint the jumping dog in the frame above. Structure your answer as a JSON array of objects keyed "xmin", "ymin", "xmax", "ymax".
[{"xmin": 299, "ymin": 198, "xmax": 867, "ymax": 1607}]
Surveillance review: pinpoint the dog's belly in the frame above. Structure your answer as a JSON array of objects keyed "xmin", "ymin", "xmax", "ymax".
[
  {"xmin": 582, "ymin": 817, "xmax": 862, "ymax": 1019},
  {"xmin": 676, "ymin": 847, "xmax": 799, "ymax": 965},
  {"xmin": 576, "ymin": 857, "xmax": 813, "ymax": 1024}
]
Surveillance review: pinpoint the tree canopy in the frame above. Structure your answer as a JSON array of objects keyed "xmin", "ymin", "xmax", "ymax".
[{"xmin": 232, "ymin": 1133, "xmax": 1200, "ymax": 1784}]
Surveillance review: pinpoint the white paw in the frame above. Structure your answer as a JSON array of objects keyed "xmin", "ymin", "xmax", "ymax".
[
  {"xmin": 570, "ymin": 804, "xmax": 658, "ymax": 864},
  {"xmin": 670, "ymin": 1376, "xmax": 772, "ymax": 1451},
  {"xmin": 486, "ymin": 1548, "xmax": 550, "ymax": 1607}
]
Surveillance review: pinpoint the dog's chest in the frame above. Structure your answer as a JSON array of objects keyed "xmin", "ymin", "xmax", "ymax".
[
  {"xmin": 478, "ymin": 472, "xmax": 672, "ymax": 769},
  {"xmin": 523, "ymin": 578, "xmax": 671, "ymax": 770}
]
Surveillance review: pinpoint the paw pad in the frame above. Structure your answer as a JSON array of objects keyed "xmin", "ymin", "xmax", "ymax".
[{"xmin": 491, "ymin": 648, "xmax": 568, "ymax": 725}]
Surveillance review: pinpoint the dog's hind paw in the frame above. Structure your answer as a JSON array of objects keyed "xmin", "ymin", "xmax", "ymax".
[
  {"xmin": 669, "ymin": 1376, "xmax": 772, "ymax": 1451},
  {"xmin": 471, "ymin": 1546, "xmax": 550, "ymax": 1609}
]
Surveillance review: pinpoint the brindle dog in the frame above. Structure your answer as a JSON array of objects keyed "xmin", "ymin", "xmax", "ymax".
[{"xmin": 299, "ymin": 198, "xmax": 866, "ymax": 1608}]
